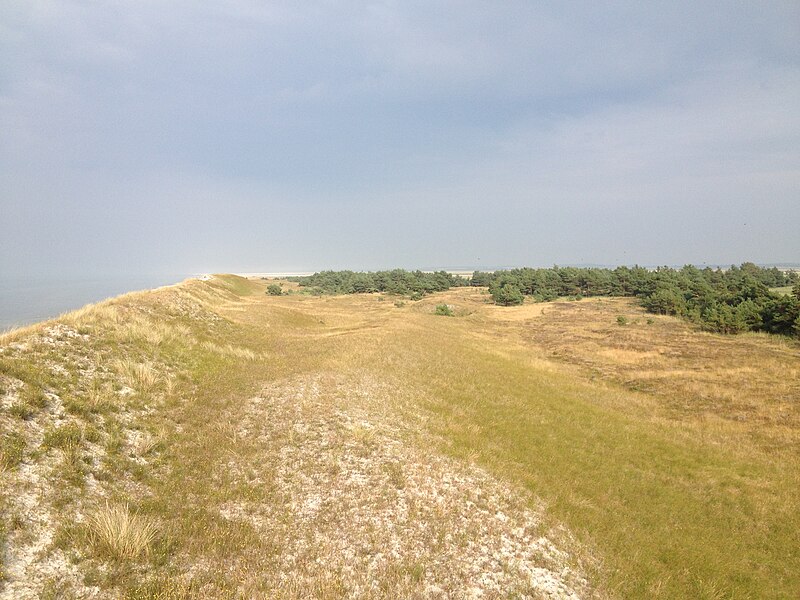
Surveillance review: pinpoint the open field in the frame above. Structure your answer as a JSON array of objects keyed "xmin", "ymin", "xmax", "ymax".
[
  {"xmin": 1, "ymin": 276, "xmax": 798, "ymax": 598},
  {"xmin": 769, "ymin": 286, "xmax": 794, "ymax": 296}
]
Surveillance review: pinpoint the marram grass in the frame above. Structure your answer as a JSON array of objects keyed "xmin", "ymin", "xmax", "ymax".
[
  {"xmin": 87, "ymin": 502, "xmax": 158, "ymax": 561},
  {"xmin": 1, "ymin": 274, "xmax": 797, "ymax": 598}
]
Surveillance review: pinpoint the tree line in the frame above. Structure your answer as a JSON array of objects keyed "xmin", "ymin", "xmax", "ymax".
[
  {"xmin": 290, "ymin": 269, "xmax": 470, "ymax": 299},
  {"xmin": 480, "ymin": 263, "xmax": 799, "ymax": 336},
  {"xmin": 292, "ymin": 264, "xmax": 800, "ymax": 337}
]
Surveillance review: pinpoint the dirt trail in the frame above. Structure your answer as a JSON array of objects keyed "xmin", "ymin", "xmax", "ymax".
[{"xmin": 204, "ymin": 371, "xmax": 587, "ymax": 598}]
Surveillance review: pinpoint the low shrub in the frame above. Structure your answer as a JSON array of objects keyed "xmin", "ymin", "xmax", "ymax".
[{"xmin": 435, "ymin": 304, "xmax": 454, "ymax": 317}]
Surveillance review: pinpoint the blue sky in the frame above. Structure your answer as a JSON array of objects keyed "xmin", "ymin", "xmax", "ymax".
[{"xmin": 1, "ymin": 1, "xmax": 799, "ymax": 276}]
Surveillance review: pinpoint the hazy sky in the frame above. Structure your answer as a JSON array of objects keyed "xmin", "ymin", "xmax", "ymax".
[{"xmin": 2, "ymin": 1, "xmax": 799, "ymax": 277}]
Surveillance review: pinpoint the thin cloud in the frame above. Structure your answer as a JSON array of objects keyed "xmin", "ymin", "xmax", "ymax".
[{"xmin": 1, "ymin": 1, "xmax": 798, "ymax": 276}]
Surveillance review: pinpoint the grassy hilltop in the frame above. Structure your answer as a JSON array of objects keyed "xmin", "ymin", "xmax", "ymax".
[{"xmin": 1, "ymin": 275, "xmax": 798, "ymax": 598}]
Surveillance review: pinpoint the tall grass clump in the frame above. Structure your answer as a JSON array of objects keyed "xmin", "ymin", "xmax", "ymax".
[
  {"xmin": 115, "ymin": 359, "xmax": 161, "ymax": 392},
  {"xmin": 0, "ymin": 432, "xmax": 25, "ymax": 471},
  {"xmin": 42, "ymin": 423, "xmax": 84, "ymax": 451},
  {"xmin": 201, "ymin": 341, "xmax": 258, "ymax": 361},
  {"xmin": 118, "ymin": 317, "xmax": 190, "ymax": 347},
  {"xmin": 87, "ymin": 502, "xmax": 158, "ymax": 561},
  {"xmin": 86, "ymin": 379, "xmax": 113, "ymax": 412}
]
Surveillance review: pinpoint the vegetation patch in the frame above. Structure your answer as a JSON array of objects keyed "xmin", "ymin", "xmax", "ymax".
[
  {"xmin": 0, "ymin": 431, "xmax": 25, "ymax": 470},
  {"xmin": 42, "ymin": 423, "xmax": 86, "ymax": 451},
  {"xmin": 293, "ymin": 265, "xmax": 800, "ymax": 337},
  {"xmin": 114, "ymin": 359, "xmax": 162, "ymax": 393},
  {"xmin": 86, "ymin": 502, "xmax": 159, "ymax": 561},
  {"xmin": 1, "ymin": 274, "xmax": 797, "ymax": 598},
  {"xmin": 434, "ymin": 304, "xmax": 454, "ymax": 316}
]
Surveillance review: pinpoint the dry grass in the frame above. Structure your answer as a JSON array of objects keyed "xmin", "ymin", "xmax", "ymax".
[
  {"xmin": 519, "ymin": 297, "xmax": 800, "ymax": 456},
  {"xmin": 67, "ymin": 301, "xmax": 124, "ymax": 326},
  {"xmin": 118, "ymin": 317, "xmax": 192, "ymax": 347},
  {"xmin": 86, "ymin": 502, "xmax": 158, "ymax": 561},
  {"xmin": 131, "ymin": 430, "xmax": 163, "ymax": 458},
  {"xmin": 201, "ymin": 341, "xmax": 259, "ymax": 361},
  {"xmin": 166, "ymin": 372, "xmax": 587, "ymax": 598},
  {"xmin": 85, "ymin": 380, "xmax": 113, "ymax": 412},
  {"xmin": 114, "ymin": 359, "xmax": 162, "ymax": 392},
  {"xmin": 3, "ymin": 276, "xmax": 798, "ymax": 599}
]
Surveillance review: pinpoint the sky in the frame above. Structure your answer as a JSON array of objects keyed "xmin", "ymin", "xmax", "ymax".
[{"xmin": 1, "ymin": 1, "xmax": 799, "ymax": 277}]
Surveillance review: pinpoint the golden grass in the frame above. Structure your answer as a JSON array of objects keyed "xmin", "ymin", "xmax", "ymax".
[
  {"xmin": 68, "ymin": 301, "xmax": 124, "ymax": 326},
  {"xmin": 201, "ymin": 341, "xmax": 259, "ymax": 361},
  {"xmin": 211, "ymin": 285, "xmax": 799, "ymax": 598},
  {"xmin": 85, "ymin": 380, "xmax": 113, "ymax": 412},
  {"xmin": 87, "ymin": 502, "xmax": 158, "ymax": 561},
  {"xmin": 132, "ymin": 431, "xmax": 163, "ymax": 457},
  {"xmin": 3, "ymin": 276, "xmax": 798, "ymax": 598},
  {"xmin": 519, "ymin": 297, "xmax": 800, "ymax": 456},
  {"xmin": 114, "ymin": 359, "xmax": 162, "ymax": 392}
]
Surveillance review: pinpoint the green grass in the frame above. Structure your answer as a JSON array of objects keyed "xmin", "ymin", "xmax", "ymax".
[
  {"xmin": 769, "ymin": 286, "xmax": 793, "ymax": 296},
  {"xmin": 7, "ymin": 402, "xmax": 35, "ymax": 420},
  {"xmin": 358, "ymin": 310, "xmax": 799, "ymax": 598},
  {"xmin": 0, "ymin": 431, "xmax": 26, "ymax": 470},
  {"xmin": 434, "ymin": 304, "xmax": 454, "ymax": 316},
  {"xmin": 2, "ymin": 276, "xmax": 797, "ymax": 598},
  {"xmin": 42, "ymin": 423, "xmax": 86, "ymax": 451},
  {"xmin": 213, "ymin": 274, "xmax": 262, "ymax": 297}
]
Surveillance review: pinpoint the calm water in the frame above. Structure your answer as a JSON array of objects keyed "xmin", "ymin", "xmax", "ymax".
[{"xmin": 0, "ymin": 275, "xmax": 188, "ymax": 330}]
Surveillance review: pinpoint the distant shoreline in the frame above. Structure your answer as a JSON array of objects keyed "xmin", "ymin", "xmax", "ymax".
[
  {"xmin": 234, "ymin": 272, "xmax": 316, "ymax": 278},
  {"xmin": 234, "ymin": 271, "xmax": 477, "ymax": 279},
  {"xmin": 0, "ymin": 274, "xmax": 189, "ymax": 330}
]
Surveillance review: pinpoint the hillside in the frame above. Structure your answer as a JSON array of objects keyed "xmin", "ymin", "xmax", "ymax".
[{"xmin": 1, "ymin": 275, "xmax": 798, "ymax": 599}]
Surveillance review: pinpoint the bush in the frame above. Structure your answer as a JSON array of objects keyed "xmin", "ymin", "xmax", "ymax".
[
  {"xmin": 616, "ymin": 315, "xmax": 628, "ymax": 326},
  {"xmin": 491, "ymin": 283, "xmax": 524, "ymax": 306},
  {"xmin": 266, "ymin": 284, "xmax": 283, "ymax": 296},
  {"xmin": 435, "ymin": 304, "xmax": 454, "ymax": 317}
]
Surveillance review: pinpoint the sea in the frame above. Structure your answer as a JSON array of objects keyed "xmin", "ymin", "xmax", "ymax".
[{"xmin": 0, "ymin": 274, "xmax": 189, "ymax": 331}]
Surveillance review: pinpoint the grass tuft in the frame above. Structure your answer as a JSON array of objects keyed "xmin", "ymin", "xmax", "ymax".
[
  {"xmin": 115, "ymin": 359, "xmax": 161, "ymax": 392},
  {"xmin": 42, "ymin": 423, "xmax": 84, "ymax": 451},
  {"xmin": 7, "ymin": 402, "xmax": 35, "ymax": 420},
  {"xmin": 87, "ymin": 502, "xmax": 159, "ymax": 561},
  {"xmin": 201, "ymin": 341, "xmax": 258, "ymax": 361},
  {"xmin": 0, "ymin": 431, "xmax": 26, "ymax": 471}
]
